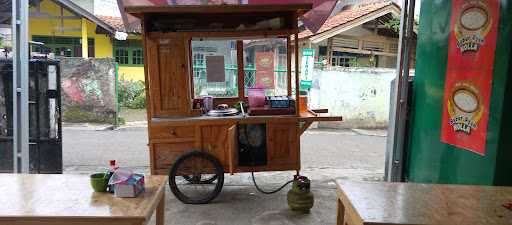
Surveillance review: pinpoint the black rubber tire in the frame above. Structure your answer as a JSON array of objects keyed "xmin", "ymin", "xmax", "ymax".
[
  {"xmin": 169, "ymin": 151, "xmax": 224, "ymax": 204},
  {"xmin": 182, "ymin": 174, "xmax": 218, "ymax": 184}
]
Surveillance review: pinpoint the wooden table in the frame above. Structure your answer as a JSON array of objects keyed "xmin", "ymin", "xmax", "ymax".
[
  {"xmin": 336, "ymin": 180, "xmax": 512, "ymax": 225},
  {"xmin": 0, "ymin": 174, "xmax": 168, "ymax": 225}
]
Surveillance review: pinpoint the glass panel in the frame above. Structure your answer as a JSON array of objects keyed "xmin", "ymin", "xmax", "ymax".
[
  {"xmin": 331, "ymin": 53, "xmax": 357, "ymax": 67},
  {"xmin": 243, "ymin": 38, "xmax": 288, "ymax": 96},
  {"xmin": 191, "ymin": 39, "xmax": 238, "ymax": 98},
  {"xmin": 88, "ymin": 39, "xmax": 95, "ymax": 58},
  {"xmin": 115, "ymin": 49, "xmax": 129, "ymax": 65},
  {"xmin": 54, "ymin": 47, "xmax": 72, "ymax": 57},
  {"xmin": 132, "ymin": 49, "xmax": 143, "ymax": 65},
  {"xmin": 31, "ymin": 36, "xmax": 94, "ymax": 57}
]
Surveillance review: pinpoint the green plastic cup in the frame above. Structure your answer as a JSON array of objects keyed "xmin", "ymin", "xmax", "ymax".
[{"xmin": 90, "ymin": 173, "xmax": 109, "ymax": 192}]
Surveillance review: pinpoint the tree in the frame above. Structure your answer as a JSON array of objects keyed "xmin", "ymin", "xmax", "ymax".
[
  {"xmin": 384, "ymin": 15, "xmax": 420, "ymax": 34},
  {"xmin": 384, "ymin": 16, "xmax": 401, "ymax": 33}
]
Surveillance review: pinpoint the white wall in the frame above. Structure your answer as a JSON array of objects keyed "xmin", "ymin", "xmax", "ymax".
[
  {"xmin": 392, "ymin": 0, "xmax": 421, "ymax": 16},
  {"xmin": 309, "ymin": 68, "xmax": 396, "ymax": 129},
  {"xmin": 341, "ymin": 26, "xmax": 374, "ymax": 37}
]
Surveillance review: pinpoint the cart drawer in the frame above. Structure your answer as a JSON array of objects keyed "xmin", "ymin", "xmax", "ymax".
[
  {"xmin": 150, "ymin": 124, "xmax": 196, "ymax": 140},
  {"xmin": 153, "ymin": 142, "xmax": 195, "ymax": 169}
]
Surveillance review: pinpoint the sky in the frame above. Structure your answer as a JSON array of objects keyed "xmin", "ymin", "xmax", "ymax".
[
  {"xmin": 337, "ymin": 0, "xmax": 421, "ymax": 16},
  {"xmin": 393, "ymin": 0, "xmax": 422, "ymax": 16},
  {"xmin": 94, "ymin": 0, "xmax": 121, "ymax": 17}
]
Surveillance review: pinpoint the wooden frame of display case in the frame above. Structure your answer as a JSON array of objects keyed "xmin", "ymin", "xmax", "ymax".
[{"xmin": 126, "ymin": 3, "xmax": 342, "ymax": 203}]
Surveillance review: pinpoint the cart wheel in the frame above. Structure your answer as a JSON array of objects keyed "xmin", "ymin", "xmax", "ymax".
[
  {"xmin": 169, "ymin": 151, "xmax": 224, "ymax": 204},
  {"xmin": 182, "ymin": 174, "xmax": 218, "ymax": 184}
]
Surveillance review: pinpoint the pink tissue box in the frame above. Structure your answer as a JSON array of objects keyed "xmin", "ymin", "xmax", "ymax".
[{"xmin": 113, "ymin": 174, "xmax": 145, "ymax": 198}]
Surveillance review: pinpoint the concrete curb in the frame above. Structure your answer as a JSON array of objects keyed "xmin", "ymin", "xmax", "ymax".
[
  {"xmin": 63, "ymin": 123, "xmax": 115, "ymax": 131},
  {"xmin": 351, "ymin": 129, "xmax": 387, "ymax": 137},
  {"xmin": 115, "ymin": 121, "xmax": 148, "ymax": 130}
]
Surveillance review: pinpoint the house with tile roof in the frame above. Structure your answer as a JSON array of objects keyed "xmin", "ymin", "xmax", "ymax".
[
  {"xmin": 0, "ymin": 0, "xmax": 146, "ymax": 81},
  {"xmin": 298, "ymin": 0, "xmax": 416, "ymax": 68},
  {"xmin": 27, "ymin": 0, "xmax": 416, "ymax": 83},
  {"xmin": 1, "ymin": 0, "xmax": 116, "ymax": 58},
  {"xmin": 95, "ymin": 15, "xmax": 144, "ymax": 81}
]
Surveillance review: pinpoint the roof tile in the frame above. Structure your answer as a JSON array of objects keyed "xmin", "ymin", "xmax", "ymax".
[
  {"xmin": 96, "ymin": 15, "xmax": 127, "ymax": 33},
  {"xmin": 299, "ymin": 0, "xmax": 394, "ymax": 39}
]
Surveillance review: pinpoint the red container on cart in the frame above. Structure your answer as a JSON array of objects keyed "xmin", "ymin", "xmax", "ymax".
[{"xmin": 248, "ymin": 87, "xmax": 266, "ymax": 108}]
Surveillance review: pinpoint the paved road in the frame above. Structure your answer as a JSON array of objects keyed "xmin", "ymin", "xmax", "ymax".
[
  {"xmin": 63, "ymin": 126, "xmax": 386, "ymax": 182},
  {"xmin": 62, "ymin": 126, "xmax": 386, "ymax": 225}
]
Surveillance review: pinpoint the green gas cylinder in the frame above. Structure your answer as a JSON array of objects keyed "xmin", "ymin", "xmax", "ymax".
[{"xmin": 287, "ymin": 175, "xmax": 314, "ymax": 212}]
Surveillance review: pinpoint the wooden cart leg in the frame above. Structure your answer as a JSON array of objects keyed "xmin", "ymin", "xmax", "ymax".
[
  {"xmin": 156, "ymin": 191, "xmax": 165, "ymax": 225},
  {"xmin": 337, "ymin": 198, "xmax": 345, "ymax": 225}
]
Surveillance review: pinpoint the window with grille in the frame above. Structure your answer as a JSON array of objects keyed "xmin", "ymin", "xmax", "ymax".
[
  {"xmin": 332, "ymin": 55, "xmax": 356, "ymax": 67},
  {"xmin": 243, "ymin": 38, "xmax": 288, "ymax": 96},
  {"xmin": 276, "ymin": 47, "xmax": 288, "ymax": 89},
  {"xmin": 54, "ymin": 47, "xmax": 73, "ymax": 57},
  {"xmin": 193, "ymin": 53, "xmax": 205, "ymax": 69},
  {"xmin": 192, "ymin": 52, "xmax": 206, "ymax": 88},
  {"xmin": 31, "ymin": 36, "xmax": 94, "ymax": 57},
  {"xmin": 115, "ymin": 49, "xmax": 129, "ymax": 64},
  {"xmin": 191, "ymin": 39, "xmax": 238, "ymax": 97},
  {"xmin": 114, "ymin": 40, "xmax": 143, "ymax": 66},
  {"xmin": 331, "ymin": 57, "xmax": 337, "ymax": 66},
  {"xmin": 190, "ymin": 38, "xmax": 289, "ymax": 98},
  {"xmin": 389, "ymin": 43, "xmax": 399, "ymax": 53},
  {"xmin": 132, "ymin": 49, "xmax": 143, "ymax": 65},
  {"xmin": 339, "ymin": 57, "xmax": 356, "ymax": 67}
]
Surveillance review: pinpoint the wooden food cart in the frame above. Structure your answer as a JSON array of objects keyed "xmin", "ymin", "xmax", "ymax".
[{"xmin": 124, "ymin": 1, "xmax": 342, "ymax": 204}]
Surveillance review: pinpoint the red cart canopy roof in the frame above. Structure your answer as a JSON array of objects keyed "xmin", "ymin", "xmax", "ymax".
[
  {"xmin": 120, "ymin": 0, "xmax": 313, "ymax": 8},
  {"xmin": 118, "ymin": 0, "xmax": 337, "ymax": 34}
]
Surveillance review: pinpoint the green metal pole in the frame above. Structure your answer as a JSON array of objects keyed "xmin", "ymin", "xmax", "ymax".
[{"xmin": 115, "ymin": 62, "xmax": 119, "ymax": 127}]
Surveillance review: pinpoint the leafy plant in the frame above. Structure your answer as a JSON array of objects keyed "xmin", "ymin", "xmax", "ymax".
[
  {"xmin": 63, "ymin": 106, "xmax": 116, "ymax": 124},
  {"xmin": 367, "ymin": 55, "xmax": 377, "ymax": 67},
  {"xmin": 118, "ymin": 78, "xmax": 146, "ymax": 109},
  {"xmin": 384, "ymin": 16, "xmax": 401, "ymax": 33},
  {"xmin": 129, "ymin": 92, "xmax": 146, "ymax": 109},
  {"xmin": 348, "ymin": 58, "xmax": 360, "ymax": 67},
  {"xmin": 117, "ymin": 117, "xmax": 126, "ymax": 126},
  {"xmin": 0, "ymin": 36, "xmax": 8, "ymax": 49},
  {"xmin": 384, "ymin": 15, "xmax": 420, "ymax": 33}
]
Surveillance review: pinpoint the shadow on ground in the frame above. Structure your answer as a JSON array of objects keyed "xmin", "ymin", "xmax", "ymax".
[
  {"xmin": 63, "ymin": 125, "xmax": 386, "ymax": 225},
  {"xmin": 149, "ymin": 185, "xmax": 337, "ymax": 225}
]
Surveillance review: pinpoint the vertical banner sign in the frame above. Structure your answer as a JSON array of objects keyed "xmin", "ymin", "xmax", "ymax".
[
  {"xmin": 255, "ymin": 52, "xmax": 275, "ymax": 89},
  {"xmin": 300, "ymin": 48, "xmax": 315, "ymax": 90},
  {"xmin": 441, "ymin": 0, "xmax": 500, "ymax": 155}
]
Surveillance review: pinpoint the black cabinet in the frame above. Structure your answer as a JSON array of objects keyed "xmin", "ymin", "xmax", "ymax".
[{"xmin": 0, "ymin": 59, "xmax": 62, "ymax": 173}]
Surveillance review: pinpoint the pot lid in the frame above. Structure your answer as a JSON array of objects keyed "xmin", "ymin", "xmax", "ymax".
[{"xmin": 207, "ymin": 108, "xmax": 239, "ymax": 117}]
